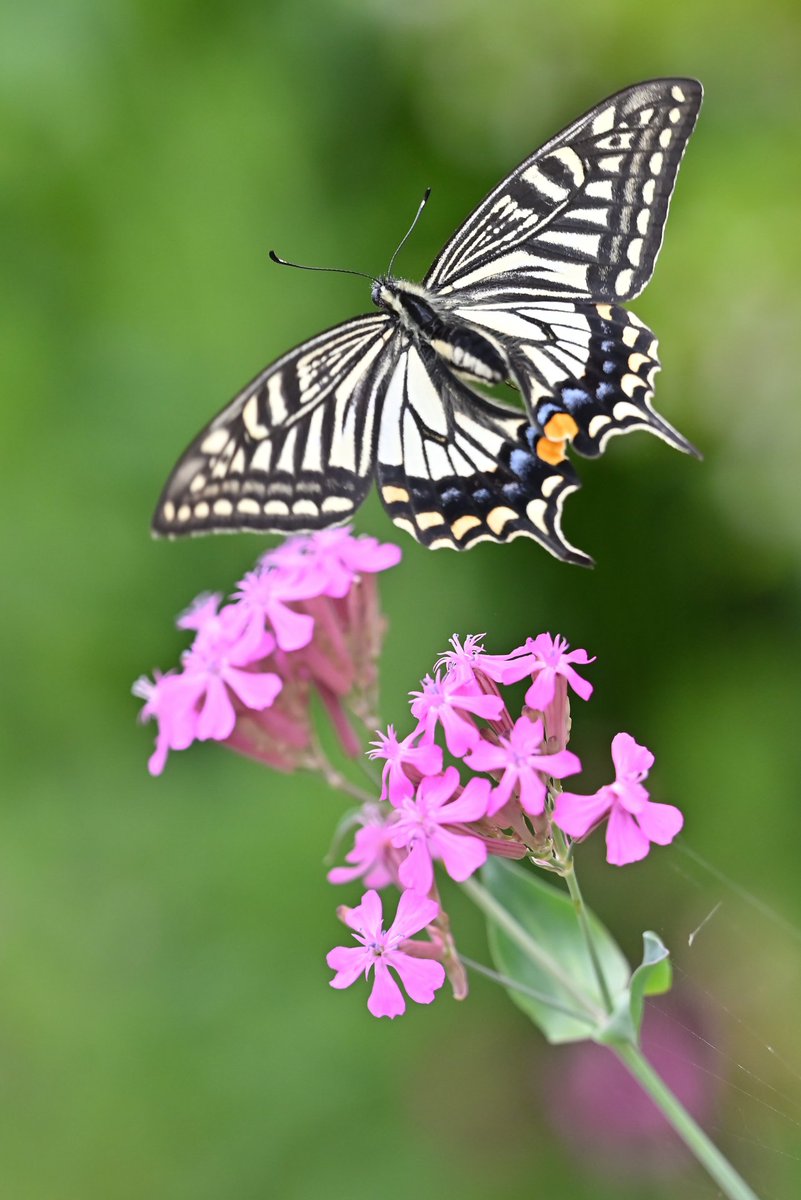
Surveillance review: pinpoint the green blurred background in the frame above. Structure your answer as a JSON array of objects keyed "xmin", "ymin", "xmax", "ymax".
[{"xmin": 2, "ymin": 0, "xmax": 800, "ymax": 1196}]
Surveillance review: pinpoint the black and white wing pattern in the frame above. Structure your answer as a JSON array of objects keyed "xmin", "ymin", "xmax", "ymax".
[
  {"xmin": 426, "ymin": 78, "xmax": 702, "ymax": 303},
  {"xmin": 152, "ymin": 315, "xmax": 396, "ymax": 536},
  {"xmin": 376, "ymin": 341, "xmax": 588, "ymax": 564}
]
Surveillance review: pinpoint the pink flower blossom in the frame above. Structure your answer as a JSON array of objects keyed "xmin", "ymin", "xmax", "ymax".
[
  {"xmin": 179, "ymin": 602, "xmax": 282, "ymax": 742},
  {"xmin": 410, "ymin": 672, "xmax": 504, "ymax": 757},
  {"xmin": 435, "ymin": 633, "xmax": 487, "ymax": 685},
  {"xmin": 271, "ymin": 526, "xmax": 401, "ymax": 598},
  {"xmin": 133, "ymin": 672, "xmax": 199, "ymax": 776},
  {"xmin": 552, "ymin": 733, "xmax": 683, "ymax": 866},
  {"xmin": 464, "ymin": 716, "xmax": 582, "ymax": 816},
  {"xmin": 390, "ymin": 767, "xmax": 491, "ymax": 893},
  {"xmin": 326, "ymin": 889, "xmax": 445, "ymax": 1018},
  {"xmin": 327, "ymin": 804, "xmax": 400, "ymax": 889},
  {"xmin": 137, "ymin": 530, "xmax": 400, "ymax": 774},
  {"xmin": 500, "ymin": 633, "xmax": 594, "ymax": 710},
  {"xmin": 368, "ymin": 725, "xmax": 443, "ymax": 804},
  {"xmin": 233, "ymin": 564, "xmax": 320, "ymax": 652}
]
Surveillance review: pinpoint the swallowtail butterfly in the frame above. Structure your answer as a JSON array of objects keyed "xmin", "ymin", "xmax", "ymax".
[{"xmin": 153, "ymin": 78, "xmax": 702, "ymax": 565}]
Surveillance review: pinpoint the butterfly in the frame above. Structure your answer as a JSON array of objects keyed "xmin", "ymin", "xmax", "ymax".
[{"xmin": 152, "ymin": 78, "xmax": 702, "ymax": 566}]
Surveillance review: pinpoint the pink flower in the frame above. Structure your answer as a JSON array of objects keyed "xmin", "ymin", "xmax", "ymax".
[
  {"xmin": 233, "ymin": 564, "xmax": 321, "ymax": 652},
  {"xmin": 390, "ymin": 767, "xmax": 491, "ymax": 893},
  {"xmin": 133, "ymin": 672, "xmax": 199, "ymax": 776},
  {"xmin": 271, "ymin": 526, "xmax": 401, "ymax": 599},
  {"xmin": 464, "ymin": 716, "xmax": 582, "ymax": 816},
  {"xmin": 326, "ymin": 889, "xmax": 445, "ymax": 1018},
  {"xmin": 500, "ymin": 633, "xmax": 594, "ymax": 710},
  {"xmin": 437, "ymin": 634, "xmax": 522, "ymax": 688},
  {"xmin": 134, "ymin": 598, "xmax": 283, "ymax": 772},
  {"xmin": 435, "ymin": 633, "xmax": 487, "ymax": 685},
  {"xmin": 138, "ymin": 531, "xmax": 401, "ymax": 774},
  {"xmin": 180, "ymin": 603, "xmax": 282, "ymax": 742},
  {"xmin": 552, "ymin": 733, "xmax": 684, "ymax": 866},
  {"xmin": 410, "ymin": 672, "xmax": 504, "ymax": 757},
  {"xmin": 368, "ymin": 725, "xmax": 443, "ymax": 804},
  {"xmin": 327, "ymin": 804, "xmax": 400, "ymax": 889}
]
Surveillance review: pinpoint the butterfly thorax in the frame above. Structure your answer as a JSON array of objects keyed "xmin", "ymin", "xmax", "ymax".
[{"xmin": 372, "ymin": 275, "xmax": 507, "ymax": 384}]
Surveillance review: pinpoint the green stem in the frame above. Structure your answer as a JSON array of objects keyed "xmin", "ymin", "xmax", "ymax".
[
  {"xmin": 614, "ymin": 1041, "xmax": 761, "ymax": 1200},
  {"xmin": 461, "ymin": 877, "xmax": 604, "ymax": 1026},
  {"xmin": 553, "ymin": 827, "xmax": 614, "ymax": 1013}
]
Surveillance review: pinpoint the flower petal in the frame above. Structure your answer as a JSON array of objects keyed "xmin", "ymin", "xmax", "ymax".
[
  {"xmin": 367, "ymin": 961, "xmax": 406, "ymax": 1018},
  {"xmin": 524, "ymin": 669, "xmax": 557, "ymax": 711},
  {"xmin": 463, "ymin": 738, "xmax": 507, "ymax": 774},
  {"xmin": 540, "ymin": 748, "xmax": 582, "ymax": 780},
  {"xmin": 605, "ymin": 805, "xmax": 651, "ymax": 866},
  {"xmin": 223, "ymin": 666, "xmax": 282, "ymax": 711},
  {"xmin": 517, "ymin": 770, "xmax": 547, "ymax": 816},
  {"xmin": 397, "ymin": 838, "xmax": 434, "ymax": 894},
  {"xmin": 326, "ymin": 945, "xmax": 371, "ymax": 988},
  {"xmin": 268, "ymin": 602, "xmax": 315, "ymax": 653},
  {"xmin": 438, "ymin": 776, "xmax": 492, "ymax": 823},
  {"xmin": 386, "ymin": 950, "xmax": 445, "ymax": 1005},
  {"xmin": 342, "ymin": 889, "xmax": 384, "ymax": 938},
  {"xmin": 196, "ymin": 676, "xmax": 236, "ymax": 741},
  {"xmin": 560, "ymin": 663, "xmax": 594, "ymax": 701},
  {"xmin": 611, "ymin": 732, "xmax": 654, "ymax": 780},
  {"xmin": 552, "ymin": 787, "xmax": 613, "ymax": 838},
  {"xmin": 387, "ymin": 889, "xmax": 440, "ymax": 941},
  {"xmin": 431, "ymin": 826, "xmax": 487, "ymax": 882},
  {"xmin": 635, "ymin": 800, "xmax": 684, "ymax": 846}
]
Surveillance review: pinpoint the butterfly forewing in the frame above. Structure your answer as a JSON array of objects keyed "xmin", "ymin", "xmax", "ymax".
[
  {"xmin": 153, "ymin": 314, "xmax": 396, "ymax": 536},
  {"xmin": 424, "ymin": 79, "xmax": 702, "ymax": 303},
  {"xmin": 375, "ymin": 342, "xmax": 589, "ymax": 563}
]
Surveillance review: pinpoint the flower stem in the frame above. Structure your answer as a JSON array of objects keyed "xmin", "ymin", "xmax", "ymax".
[
  {"xmin": 553, "ymin": 826, "xmax": 614, "ymax": 1013},
  {"xmin": 614, "ymin": 1041, "xmax": 760, "ymax": 1200}
]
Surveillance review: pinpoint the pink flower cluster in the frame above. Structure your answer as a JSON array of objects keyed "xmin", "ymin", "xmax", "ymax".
[
  {"xmin": 327, "ymin": 632, "xmax": 684, "ymax": 1017},
  {"xmin": 134, "ymin": 528, "xmax": 401, "ymax": 775}
]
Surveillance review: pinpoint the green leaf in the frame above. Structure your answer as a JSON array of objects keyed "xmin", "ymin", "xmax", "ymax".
[
  {"xmin": 481, "ymin": 858, "xmax": 630, "ymax": 1045},
  {"xmin": 597, "ymin": 930, "xmax": 672, "ymax": 1045}
]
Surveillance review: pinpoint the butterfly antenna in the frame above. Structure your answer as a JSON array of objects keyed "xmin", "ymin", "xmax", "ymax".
[
  {"xmin": 268, "ymin": 251, "xmax": 374, "ymax": 283},
  {"xmin": 386, "ymin": 187, "xmax": 431, "ymax": 278}
]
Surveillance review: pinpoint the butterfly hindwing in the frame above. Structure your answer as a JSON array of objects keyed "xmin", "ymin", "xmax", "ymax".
[
  {"xmin": 153, "ymin": 314, "xmax": 396, "ymax": 536},
  {"xmin": 425, "ymin": 78, "xmax": 702, "ymax": 303},
  {"xmin": 443, "ymin": 296, "xmax": 696, "ymax": 457},
  {"xmin": 375, "ymin": 342, "xmax": 588, "ymax": 564}
]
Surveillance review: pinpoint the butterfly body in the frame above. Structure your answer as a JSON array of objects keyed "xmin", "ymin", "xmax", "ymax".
[
  {"xmin": 153, "ymin": 79, "xmax": 703, "ymax": 564},
  {"xmin": 372, "ymin": 277, "xmax": 509, "ymax": 385}
]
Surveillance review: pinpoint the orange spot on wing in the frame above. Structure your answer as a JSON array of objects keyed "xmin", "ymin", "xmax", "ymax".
[
  {"xmin": 536, "ymin": 437, "xmax": 568, "ymax": 465},
  {"xmin": 536, "ymin": 412, "xmax": 578, "ymax": 465},
  {"xmin": 544, "ymin": 413, "xmax": 579, "ymax": 442}
]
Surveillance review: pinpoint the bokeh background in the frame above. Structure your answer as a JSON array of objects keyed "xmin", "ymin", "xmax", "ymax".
[{"xmin": 2, "ymin": 1, "xmax": 801, "ymax": 1196}]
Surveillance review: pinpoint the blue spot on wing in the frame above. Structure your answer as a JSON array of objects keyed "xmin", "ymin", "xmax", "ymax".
[
  {"xmin": 509, "ymin": 448, "xmax": 533, "ymax": 477},
  {"xmin": 561, "ymin": 386, "xmax": 591, "ymax": 408}
]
